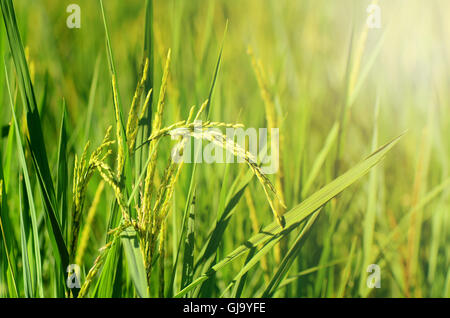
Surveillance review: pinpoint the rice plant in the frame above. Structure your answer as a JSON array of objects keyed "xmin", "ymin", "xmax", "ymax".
[{"xmin": 0, "ymin": 0, "xmax": 448, "ymax": 299}]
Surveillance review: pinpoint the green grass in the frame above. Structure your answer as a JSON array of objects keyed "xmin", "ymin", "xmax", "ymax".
[{"xmin": 0, "ymin": 0, "xmax": 449, "ymax": 298}]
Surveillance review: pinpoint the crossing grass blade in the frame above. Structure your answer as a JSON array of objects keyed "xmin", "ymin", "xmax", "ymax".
[
  {"xmin": 277, "ymin": 259, "xmax": 347, "ymax": 291},
  {"xmin": 175, "ymin": 134, "xmax": 403, "ymax": 297},
  {"xmin": 261, "ymin": 209, "xmax": 322, "ymax": 297},
  {"xmin": 195, "ymin": 177, "xmax": 250, "ymax": 297},
  {"xmin": 194, "ymin": 171, "xmax": 252, "ymax": 277},
  {"xmin": 167, "ymin": 182, "xmax": 196, "ymax": 297},
  {"xmin": 229, "ymin": 247, "xmax": 257, "ymax": 298},
  {"xmin": 92, "ymin": 239, "xmax": 121, "ymax": 298}
]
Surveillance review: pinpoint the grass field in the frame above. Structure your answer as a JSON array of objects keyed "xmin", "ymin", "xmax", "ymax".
[{"xmin": 0, "ymin": 0, "xmax": 449, "ymax": 298}]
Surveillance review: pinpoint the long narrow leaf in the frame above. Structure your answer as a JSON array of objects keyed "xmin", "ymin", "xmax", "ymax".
[
  {"xmin": 175, "ymin": 134, "xmax": 402, "ymax": 297},
  {"xmin": 120, "ymin": 228, "xmax": 149, "ymax": 298},
  {"xmin": 1, "ymin": 1, "xmax": 69, "ymax": 275}
]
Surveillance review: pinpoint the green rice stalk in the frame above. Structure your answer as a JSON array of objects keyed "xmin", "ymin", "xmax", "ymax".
[{"xmin": 126, "ymin": 58, "xmax": 150, "ymax": 154}]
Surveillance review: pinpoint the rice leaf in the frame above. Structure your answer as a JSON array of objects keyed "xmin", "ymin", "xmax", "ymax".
[
  {"xmin": 120, "ymin": 227, "xmax": 149, "ymax": 298},
  {"xmin": 261, "ymin": 209, "xmax": 322, "ymax": 297},
  {"xmin": 175, "ymin": 134, "xmax": 402, "ymax": 297},
  {"xmin": 1, "ymin": 1, "xmax": 69, "ymax": 275},
  {"xmin": 6, "ymin": 63, "xmax": 43, "ymax": 297},
  {"xmin": 56, "ymin": 101, "xmax": 69, "ymax": 239},
  {"xmin": 0, "ymin": 178, "xmax": 18, "ymax": 297},
  {"xmin": 180, "ymin": 189, "xmax": 196, "ymax": 295}
]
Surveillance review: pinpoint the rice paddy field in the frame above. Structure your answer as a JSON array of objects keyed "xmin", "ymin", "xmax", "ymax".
[{"xmin": 0, "ymin": 0, "xmax": 449, "ymax": 298}]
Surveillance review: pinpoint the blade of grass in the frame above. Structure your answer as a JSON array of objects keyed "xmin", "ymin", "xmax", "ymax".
[
  {"xmin": 277, "ymin": 258, "xmax": 347, "ymax": 291},
  {"xmin": 83, "ymin": 54, "xmax": 101, "ymax": 142},
  {"xmin": 127, "ymin": 139, "xmax": 159, "ymax": 208},
  {"xmin": 359, "ymin": 96, "xmax": 380, "ymax": 297},
  {"xmin": 0, "ymin": 137, "xmax": 19, "ymax": 297},
  {"xmin": 175, "ymin": 134, "xmax": 403, "ymax": 297},
  {"xmin": 3, "ymin": 111, "xmax": 15, "ymax": 192},
  {"xmin": 373, "ymin": 177, "xmax": 450, "ymax": 266},
  {"xmin": 92, "ymin": 238, "xmax": 121, "ymax": 298},
  {"xmin": 18, "ymin": 178, "xmax": 33, "ymax": 297},
  {"xmin": 337, "ymin": 236, "xmax": 358, "ymax": 297},
  {"xmin": 136, "ymin": 0, "xmax": 154, "ymax": 219},
  {"xmin": 6, "ymin": 63, "xmax": 43, "ymax": 297},
  {"xmin": 120, "ymin": 227, "xmax": 149, "ymax": 298},
  {"xmin": 205, "ymin": 20, "xmax": 227, "ymax": 118},
  {"xmin": 0, "ymin": 179, "xmax": 18, "ymax": 297},
  {"xmin": 194, "ymin": 171, "xmax": 252, "ymax": 275},
  {"xmin": 167, "ymin": 181, "xmax": 197, "ymax": 297},
  {"xmin": 98, "ymin": 1, "xmax": 141, "ymax": 299},
  {"xmin": 348, "ymin": 30, "xmax": 387, "ymax": 108},
  {"xmin": 261, "ymin": 209, "xmax": 322, "ymax": 297},
  {"xmin": 230, "ymin": 247, "xmax": 257, "ymax": 298},
  {"xmin": 174, "ymin": 26, "xmax": 228, "ymax": 296},
  {"xmin": 141, "ymin": 0, "xmax": 154, "ymax": 135},
  {"xmin": 180, "ymin": 188, "xmax": 196, "ymax": 295},
  {"xmin": 1, "ymin": 1, "xmax": 69, "ymax": 276},
  {"xmin": 56, "ymin": 101, "xmax": 68, "ymax": 240},
  {"xmin": 195, "ymin": 176, "xmax": 250, "ymax": 297},
  {"xmin": 302, "ymin": 123, "xmax": 339, "ymax": 197},
  {"xmin": 99, "ymin": 0, "xmax": 132, "ymax": 193}
]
